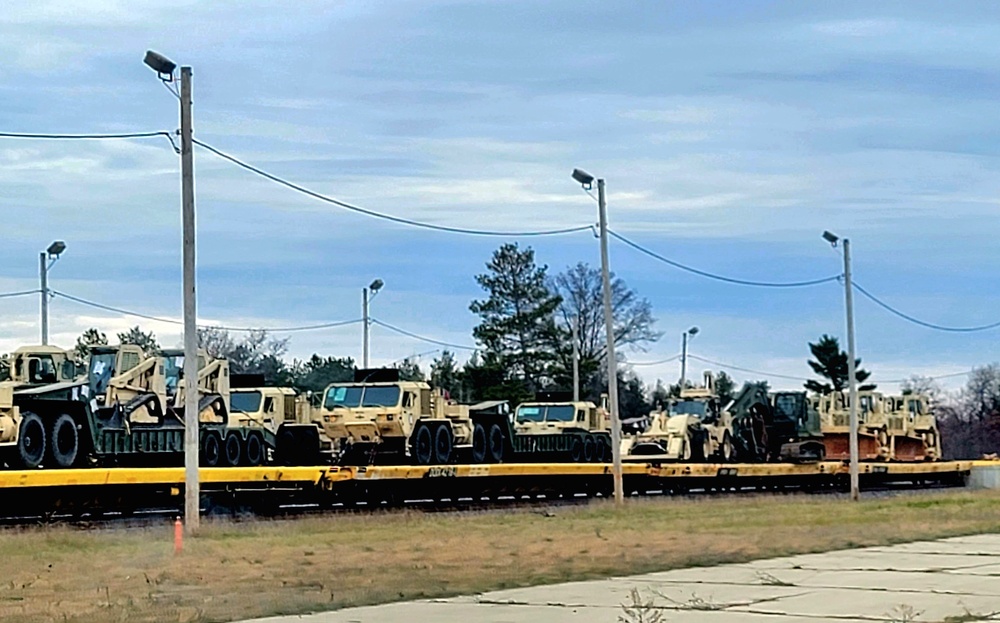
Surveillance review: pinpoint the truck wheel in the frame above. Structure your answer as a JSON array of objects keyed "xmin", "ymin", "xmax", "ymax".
[
  {"xmin": 245, "ymin": 433, "xmax": 264, "ymax": 466},
  {"xmin": 48, "ymin": 414, "xmax": 80, "ymax": 468},
  {"xmin": 224, "ymin": 432, "xmax": 242, "ymax": 467},
  {"xmin": 570, "ymin": 438, "xmax": 584, "ymax": 463},
  {"xmin": 433, "ymin": 425, "xmax": 453, "ymax": 464},
  {"xmin": 201, "ymin": 433, "xmax": 221, "ymax": 467},
  {"xmin": 412, "ymin": 424, "xmax": 433, "ymax": 465},
  {"xmin": 487, "ymin": 423, "xmax": 505, "ymax": 463},
  {"xmin": 720, "ymin": 432, "xmax": 733, "ymax": 463},
  {"xmin": 18, "ymin": 413, "xmax": 46, "ymax": 469},
  {"xmin": 583, "ymin": 436, "xmax": 596, "ymax": 462},
  {"xmin": 471, "ymin": 424, "xmax": 488, "ymax": 463},
  {"xmin": 595, "ymin": 437, "xmax": 609, "ymax": 463}
]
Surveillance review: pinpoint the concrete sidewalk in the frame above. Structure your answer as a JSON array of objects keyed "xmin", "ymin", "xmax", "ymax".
[{"xmin": 248, "ymin": 534, "xmax": 1000, "ymax": 622}]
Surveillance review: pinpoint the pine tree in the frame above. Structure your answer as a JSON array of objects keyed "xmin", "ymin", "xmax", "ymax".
[{"xmin": 805, "ymin": 334, "xmax": 875, "ymax": 393}]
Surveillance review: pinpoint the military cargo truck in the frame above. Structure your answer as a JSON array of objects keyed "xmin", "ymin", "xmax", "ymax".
[{"xmin": 229, "ymin": 380, "xmax": 327, "ymax": 465}]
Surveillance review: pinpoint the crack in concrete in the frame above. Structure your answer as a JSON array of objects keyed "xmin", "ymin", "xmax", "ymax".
[{"xmin": 628, "ymin": 577, "xmax": 1000, "ymax": 598}]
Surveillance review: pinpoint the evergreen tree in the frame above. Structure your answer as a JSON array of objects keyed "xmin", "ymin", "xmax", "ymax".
[
  {"xmin": 395, "ymin": 358, "xmax": 424, "ymax": 381},
  {"xmin": 715, "ymin": 370, "xmax": 736, "ymax": 404},
  {"xmin": 430, "ymin": 350, "xmax": 461, "ymax": 397},
  {"xmin": 74, "ymin": 327, "xmax": 108, "ymax": 363},
  {"xmin": 805, "ymin": 334, "xmax": 875, "ymax": 393},
  {"xmin": 470, "ymin": 243, "xmax": 562, "ymax": 398},
  {"xmin": 289, "ymin": 355, "xmax": 355, "ymax": 399},
  {"xmin": 117, "ymin": 326, "xmax": 160, "ymax": 356}
]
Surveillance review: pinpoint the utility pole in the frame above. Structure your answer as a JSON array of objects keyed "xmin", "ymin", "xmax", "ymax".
[
  {"xmin": 362, "ymin": 287, "xmax": 370, "ymax": 368},
  {"xmin": 842, "ymin": 238, "xmax": 860, "ymax": 501},
  {"xmin": 179, "ymin": 65, "xmax": 200, "ymax": 533},
  {"xmin": 571, "ymin": 314, "xmax": 580, "ymax": 402},
  {"xmin": 680, "ymin": 331, "xmax": 689, "ymax": 387},
  {"xmin": 596, "ymin": 178, "xmax": 624, "ymax": 505},
  {"xmin": 39, "ymin": 253, "xmax": 48, "ymax": 345}
]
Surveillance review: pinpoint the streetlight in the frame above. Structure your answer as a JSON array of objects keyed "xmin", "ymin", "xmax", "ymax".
[
  {"xmin": 39, "ymin": 240, "xmax": 66, "ymax": 345},
  {"xmin": 362, "ymin": 279, "xmax": 384, "ymax": 368},
  {"xmin": 571, "ymin": 168, "xmax": 624, "ymax": 506},
  {"xmin": 143, "ymin": 49, "xmax": 200, "ymax": 532},
  {"xmin": 679, "ymin": 326, "xmax": 699, "ymax": 388},
  {"xmin": 822, "ymin": 230, "xmax": 860, "ymax": 501}
]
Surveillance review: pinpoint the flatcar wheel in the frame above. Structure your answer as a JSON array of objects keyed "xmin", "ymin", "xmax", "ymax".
[
  {"xmin": 570, "ymin": 438, "xmax": 584, "ymax": 463},
  {"xmin": 223, "ymin": 432, "xmax": 242, "ymax": 467},
  {"xmin": 487, "ymin": 424, "xmax": 505, "ymax": 463},
  {"xmin": 245, "ymin": 433, "xmax": 264, "ymax": 466},
  {"xmin": 583, "ymin": 436, "xmax": 596, "ymax": 462},
  {"xmin": 201, "ymin": 433, "xmax": 221, "ymax": 467},
  {"xmin": 471, "ymin": 424, "xmax": 488, "ymax": 464},
  {"xmin": 48, "ymin": 414, "xmax": 80, "ymax": 468},
  {"xmin": 433, "ymin": 425, "xmax": 453, "ymax": 464},
  {"xmin": 18, "ymin": 413, "xmax": 46, "ymax": 469},
  {"xmin": 412, "ymin": 424, "xmax": 433, "ymax": 465}
]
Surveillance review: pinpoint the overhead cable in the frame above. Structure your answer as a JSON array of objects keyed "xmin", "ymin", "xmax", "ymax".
[
  {"xmin": 852, "ymin": 282, "xmax": 1000, "ymax": 333},
  {"xmin": 686, "ymin": 354, "xmax": 812, "ymax": 381},
  {"xmin": 608, "ymin": 230, "xmax": 842, "ymax": 288},
  {"xmin": 0, "ymin": 289, "xmax": 42, "ymax": 299},
  {"xmin": 370, "ymin": 318, "xmax": 477, "ymax": 351},
  {"xmin": 630, "ymin": 354, "xmax": 681, "ymax": 366},
  {"xmin": 0, "ymin": 131, "xmax": 173, "ymax": 140},
  {"xmin": 52, "ymin": 290, "xmax": 362, "ymax": 333},
  {"xmin": 193, "ymin": 139, "xmax": 593, "ymax": 237}
]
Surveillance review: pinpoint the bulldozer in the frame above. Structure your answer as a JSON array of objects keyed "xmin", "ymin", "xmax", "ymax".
[
  {"xmin": 622, "ymin": 371, "xmax": 735, "ymax": 462},
  {"xmin": 869, "ymin": 393, "xmax": 939, "ymax": 461},
  {"xmin": 815, "ymin": 390, "xmax": 887, "ymax": 461},
  {"xmin": 316, "ymin": 368, "xmax": 480, "ymax": 465}
]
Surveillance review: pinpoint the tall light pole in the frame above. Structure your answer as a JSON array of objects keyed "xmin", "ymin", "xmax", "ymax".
[
  {"xmin": 362, "ymin": 279, "xmax": 384, "ymax": 368},
  {"xmin": 39, "ymin": 240, "xmax": 66, "ymax": 345},
  {"xmin": 679, "ymin": 326, "xmax": 699, "ymax": 388},
  {"xmin": 572, "ymin": 168, "xmax": 623, "ymax": 505},
  {"xmin": 571, "ymin": 314, "xmax": 580, "ymax": 402},
  {"xmin": 823, "ymin": 230, "xmax": 860, "ymax": 501},
  {"xmin": 144, "ymin": 50, "xmax": 201, "ymax": 532}
]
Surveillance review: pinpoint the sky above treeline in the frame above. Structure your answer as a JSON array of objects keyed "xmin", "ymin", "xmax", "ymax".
[{"xmin": 1, "ymin": 0, "xmax": 998, "ymax": 392}]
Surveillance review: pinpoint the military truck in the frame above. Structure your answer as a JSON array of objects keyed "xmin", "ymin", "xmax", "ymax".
[
  {"xmin": 478, "ymin": 393, "xmax": 612, "ymax": 463},
  {"xmin": 229, "ymin": 379, "xmax": 328, "ymax": 465},
  {"xmin": 0, "ymin": 345, "xmax": 79, "ymax": 467},
  {"xmin": 622, "ymin": 372, "xmax": 735, "ymax": 462},
  {"xmin": 317, "ymin": 368, "xmax": 481, "ymax": 465},
  {"xmin": 3, "ymin": 344, "xmax": 272, "ymax": 469}
]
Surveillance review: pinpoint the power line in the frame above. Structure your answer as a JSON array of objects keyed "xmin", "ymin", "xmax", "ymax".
[
  {"xmin": 0, "ymin": 131, "xmax": 173, "ymax": 140},
  {"xmin": 608, "ymin": 230, "xmax": 842, "ymax": 288},
  {"xmin": 370, "ymin": 318, "xmax": 477, "ymax": 351},
  {"xmin": 853, "ymin": 282, "xmax": 1000, "ymax": 333},
  {"xmin": 876, "ymin": 370, "xmax": 972, "ymax": 384},
  {"xmin": 52, "ymin": 290, "xmax": 363, "ymax": 333},
  {"xmin": 686, "ymin": 354, "xmax": 812, "ymax": 381},
  {"xmin": 630, "ymin": 354, "xmax": 681, "ymax": 366},
  {"xmin": 0, "ymin": 289, "xmax": 41, "ymax": 299},
  {"xmin": 193, "ymin": 139, "xmax": 594, "ymax": 238}
]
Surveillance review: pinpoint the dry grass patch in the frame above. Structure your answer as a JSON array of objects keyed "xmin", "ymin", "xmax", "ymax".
[{"xmin": 0, "ymin": 490, "xmax": 999, "ymax": 622}]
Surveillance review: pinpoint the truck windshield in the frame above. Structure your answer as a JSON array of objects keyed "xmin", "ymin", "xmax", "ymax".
[
  {"xmin": 516, "ymin": 406, "xmax": 543, "ymax": 423},
  {"xmin": 231, "ymin": 391, "xmax": 263, "ymax": 413},
  {"xmin": 545, "ymin": 405, "xmax": 576, "ymax": 422},
  {"xmin": 89, "ymin": 353, "xmax": 118, "ymax": 396},
  {"xmin": 324, "ymin": 385, "xmax": 401, "ymax": 409},
  {"xmin": 773, "ymin": 394, "xmax": 801, "ymax": 421},
  {"xmin": 670, "ymin": 400, "xmax": 707, "ymax": 418}
]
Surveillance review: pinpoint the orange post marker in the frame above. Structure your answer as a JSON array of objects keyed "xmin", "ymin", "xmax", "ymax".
[{"xmin": 174, "ymin": 517, "xmax": 183, "ymax": 554}]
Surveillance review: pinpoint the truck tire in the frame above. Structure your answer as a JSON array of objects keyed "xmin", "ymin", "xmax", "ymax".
[
  {"xmin": 224, "ymin": 432, "xmax": 242, "ymax": 467},
  {"xmin": 245, "ymin": 433, "xmax": 264, "ymax": 467},
  {"xmin": 433, "ymin": 425, "xmax": 453, "ymax": 464},
  {"xmin": 570, "ymin": 438, "xmax": 584, "ymax": 463},
  {"xmin": 201, "ymin": 433, "xmax": 221, "ymax": 467},
  {"xmin": 48, "ymin": 414, "xmax": 79, "ymax": 469},
  {"xmin": 488, "ymin": 423, "xmax": 505, "ymax": 463},
  {"xmin": 471, "ymin": 424, "xmax": 488, "ymax": 464},
  {"xmin": 17, "ymin": 413, "xmax": 46, "ymax": 469},
  {"xmin": 583, "ymin": 436, "xmax": 596, "ymax": 462},
  {"xmin": 412, "ymin": 424, "xmax": 433, "ymax": 465}
]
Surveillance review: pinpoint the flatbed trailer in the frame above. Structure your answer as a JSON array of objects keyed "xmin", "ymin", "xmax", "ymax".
[{"xmin": 0, "ymin": 461, "xmax": 975, "ymax": 521}]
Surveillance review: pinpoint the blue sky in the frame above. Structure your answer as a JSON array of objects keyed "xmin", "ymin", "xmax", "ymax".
[{"xmin": 1, "ymin": 0, "xmax": 998, "ymax": 391}]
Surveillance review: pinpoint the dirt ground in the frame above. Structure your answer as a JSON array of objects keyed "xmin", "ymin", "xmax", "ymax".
[{"xmin": 1, "ymin": 490, "xmax": 999, "ymax": 623}]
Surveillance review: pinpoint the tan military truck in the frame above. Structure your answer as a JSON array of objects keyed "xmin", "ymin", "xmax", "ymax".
[
  {"xmin": 504, "ymin": 393, "xmax": 612, "ymax": 463},
  {"xmin": 317, "ymin": 368, "xmax": 478, "ymax": 465},
  {"xmin": 622, "ymin": 371, "xmax": 734, "ymax": 462},
  {"xmin": 229, "ymin": 381, "xmax": 328, "ymax": 465}
]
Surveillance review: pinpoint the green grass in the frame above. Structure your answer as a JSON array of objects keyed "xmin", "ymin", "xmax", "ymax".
[{"xmin": 0, "ymin": 490, "xmax": 999, "ymax": 622}]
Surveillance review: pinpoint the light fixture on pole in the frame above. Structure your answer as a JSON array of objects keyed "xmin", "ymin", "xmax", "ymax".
[
  {"xmin": 679, "ymin": 326, "xmax": 699, "ymax": 388},
  {"xmin": 39, "ymin": 240, "xmax": 66, "ymax": 345},
  {"xmin": 144, "ymin": 49, "xmax": 200, "ymax": 532},
  {"xmin": 822, "ymin": 230, "xmax": 860, "ymax": 501},
  {"xmin": 362, "ymin": 278, "xmax": 384, "ymax": 368},
  {"xmin": 571, "ymin": 167, "xmax": 624, "ymax": 506}
]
